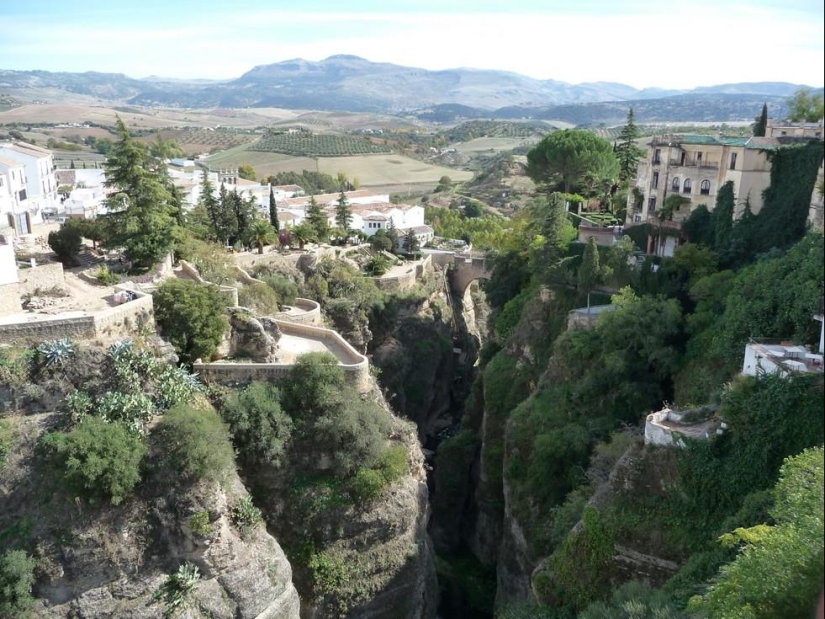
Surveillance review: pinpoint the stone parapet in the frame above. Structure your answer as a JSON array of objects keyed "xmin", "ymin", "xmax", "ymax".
[{"xmin": 194, "ymin": 319, "xmax": 370, "ymax": 392}]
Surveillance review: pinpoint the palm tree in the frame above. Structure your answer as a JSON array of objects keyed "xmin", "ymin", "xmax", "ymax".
[
  {"xmin": 246, "ymin": 220, "xmax": 276, "ymax": 254},
  {"xmin": 291, "ymin": 223, "xmax": 316, "ymax": 249}
]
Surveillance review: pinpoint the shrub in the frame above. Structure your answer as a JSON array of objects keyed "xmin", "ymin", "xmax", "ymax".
[
  {"xmin": 376, "ymin": 443, "xmax": 408, "ymax": 483},
  {"xmin": 34, "ymin": 338, "xmax": 76, "ymax": 370},
  {"xmin": 0, "ymin": 549, "xmax": 37, "ymax": 618},
  {"xmin": 188, "ymin": 511, "xmax": 212, "ymax": 537},
  {"xmin": 220, "ymin": 381, "xmax": 293, "ymax": 467},
  {"xmin": 230, "ymin": 495, "xmax": 263, "ymax": 537},
  {"xmin": 349, "ymin": 468, "xmax": 385, "ymax": 502},
  {"xmin": 44, "ymin": 417, "xmax": 147, "ymax": 505},
  {"xmin": 238, "ymin": 282, "xmax": 280, "ymax": 315},
  {"xmin": 153, "ymin": 365, "xmax": 203, "ymax": 410},
  {"xmin": 48, "ymin": 224, "xmax": 83, "ymax": 264},
  {"xmin": 153, "ymin": 279, "xmax": 229, "ymax": 364},
  {"xmin": 152, "ymin": 404, "xmax": 235, "ymax": 484},
  {"xmin": 95, "ymin": 264, "xmax": 120, "ymax": 285},
  {"xmin": 152, "ymin": 561, "xmax": 200, "ymax": 617},
  {"xmin": 281, "ymin": 352, "xmax": 346, "ymax": 415},
  {"xmin": 254, "ymin": 271, "xmax": 299, "ymax": 306},
  {"xmin": 308, "ymin": 390, "xmax": 392, "ymax": 477},
  {"xmin": 95, "ymin": 391, "xmax": 156, "ymax": 432},
  {"xmin": 65, "ymin": 390, "xmax": 93, "ymax": 418}
]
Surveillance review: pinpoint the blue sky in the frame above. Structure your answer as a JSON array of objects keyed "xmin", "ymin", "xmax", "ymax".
[{"xmin": 1, "ymin": 0, "xmax": 822, "ymax": 89}]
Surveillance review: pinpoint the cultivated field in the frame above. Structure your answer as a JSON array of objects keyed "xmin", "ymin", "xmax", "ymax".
[
  {"xmin": 453, "ymin": 137, "xmax": 540, "ymax": 153},
  {"xmin": 206, "ymin": 147, "xmax": 472, "ymax": 186},
  {"xmin": 249, "ymin": 133, "xmax": 391, "ymax": 156}
]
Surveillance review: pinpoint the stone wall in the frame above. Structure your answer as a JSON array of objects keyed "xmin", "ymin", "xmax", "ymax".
[
  {"xmin": 0, "ymin": 285, "xmax": 153, "ymax": 345},
  {"xmin": 17, "ymin": 262, "xmax": 64, "ymax": 295},
  {"xmin": 194, "ymin": 319, "xmax": 370, "ymax": 392},
  {"xmin": 271, "ymin": 298, "xmax": 322, "ymax": 326},
  {"xmin": 373, "ymin": 255, "xmax": 433, "ymax": 292}
]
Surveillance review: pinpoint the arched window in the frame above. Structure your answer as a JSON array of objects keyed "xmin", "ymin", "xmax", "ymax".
[
  {"xmin": 700, "ymin": 180, "xmax": 711, "ymax": 195},
  {"xmin": 683, "ymin": 178, "xmax": 692, "ymax": 194},
  {"xmin": 671, "ymin": 177, "xmax": 680, "ymax": 191}
]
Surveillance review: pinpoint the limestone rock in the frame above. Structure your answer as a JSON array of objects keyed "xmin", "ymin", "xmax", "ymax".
[{"xmin": 227, "ymin": 308, "xmax": 279, "ymax": 363}]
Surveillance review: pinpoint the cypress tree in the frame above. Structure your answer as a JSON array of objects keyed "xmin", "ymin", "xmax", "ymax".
[
  {"xmin": 710, "ymin": 181, "xmax": 736, "ymax": 257},
  {"xmin": 269, "ymin": 187, "xmax": 280, "ymax": 232},
  {"xmin": 753, "ymin": 103, "xmax": 768, "ymax": 137}
]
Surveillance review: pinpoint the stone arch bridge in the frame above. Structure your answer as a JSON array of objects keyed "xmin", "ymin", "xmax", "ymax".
[{"xmin": 428, "ymin": 251, "xmax": 492, "ymax": 294}]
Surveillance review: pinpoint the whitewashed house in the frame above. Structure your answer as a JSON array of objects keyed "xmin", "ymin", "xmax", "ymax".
[
  {"xmin": 0, "ymin": 142, "xmax": 59, "ymax": 219},
  {"xmin": 0, "ymin": 156, "xmax": 33, "ymax": 235}
]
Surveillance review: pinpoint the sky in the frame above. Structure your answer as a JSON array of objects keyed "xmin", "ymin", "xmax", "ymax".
[{"xmin": 1, "ymin": 0, "xmax": 823, "ymax": 90}]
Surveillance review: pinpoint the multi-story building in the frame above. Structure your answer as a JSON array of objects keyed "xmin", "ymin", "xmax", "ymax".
[
  {"xmin": 625, "ymin": 119, "xmax": 824, "ymax": 255},
  {"xmin": 0, "ymin": 142, "xmax": 59, "ymax": 224},
  {"xmin": 0, "ymin": 155, "xmax": 32, "ymax": 235},
  {"xmin": 626, "ymin": 134, "xmax": 774, "ymax": 228}
]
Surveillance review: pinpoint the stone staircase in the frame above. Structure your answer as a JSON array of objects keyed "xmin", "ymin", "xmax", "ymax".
[{"xmin": 75, "ymin": 249, "xmax": 105, "ymax": 268}]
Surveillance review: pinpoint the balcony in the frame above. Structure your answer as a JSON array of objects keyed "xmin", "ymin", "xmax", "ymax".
[{"xmin": 668, "ymin": 159, "xmax": 719, "ymax": 169}]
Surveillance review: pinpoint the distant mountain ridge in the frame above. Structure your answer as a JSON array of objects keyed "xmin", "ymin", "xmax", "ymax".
[{"xmin": 0, "ymin": 55, "xmax": 817, "ymax": 122}]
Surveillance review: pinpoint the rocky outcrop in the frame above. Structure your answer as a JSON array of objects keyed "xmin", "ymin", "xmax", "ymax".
[
  {"xmin": 1, "ymin": 413, "xmax": 300, "ymax": 619},
  {"xmin": 217, "ymin": 307, "xmax": 282, "ymax": 362}
]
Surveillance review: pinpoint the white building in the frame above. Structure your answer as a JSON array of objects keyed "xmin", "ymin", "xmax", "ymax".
[
  {"xmin": 742, "ymin": 340, "xmax": 823, "ymax": 377},
  {"xmin": 0, "ymin": 156, "xmax": 32, "ymax": 235},
  {"xmin": 0, "ymin": 141, "xmax": 58, "ymax": 220}
]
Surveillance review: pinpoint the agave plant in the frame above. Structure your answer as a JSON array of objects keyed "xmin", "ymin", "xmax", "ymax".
[
  {"xmin": 153, "ymin": 561, "xmax": 201, "ymax": 616},
  {"xmin": 36, "ymin": 339, "xmax": 77, "ymax": 368}
]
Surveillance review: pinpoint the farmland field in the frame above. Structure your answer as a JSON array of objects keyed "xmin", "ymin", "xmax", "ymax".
[
  {"xmin": 249, "ymin": 133, "xmax": 391, "ymax": 156},
  {"xmin": 158, "ymin": 128, "xmax": 259, "ymax": 154},
  {"xmin": 206, "ymin": 146, "xmax": 472, "ymax": 186},
  {"xmin": 453, "ymin": 137, "xmax": 540, "ymax": 153}
]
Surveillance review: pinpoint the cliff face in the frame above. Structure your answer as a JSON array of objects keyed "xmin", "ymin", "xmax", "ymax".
[
  {"xmin": 1, "ymin": 412, "xmax": 300, "ymax": 619},
  {"xmin": 242, "ymin": 391, "xmax": 439, "ymax": 619}
]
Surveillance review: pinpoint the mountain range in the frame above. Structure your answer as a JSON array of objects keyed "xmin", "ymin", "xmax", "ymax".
[{"xmin": 0, "ymin": 55, "xmax": 818, "ymax": 123}]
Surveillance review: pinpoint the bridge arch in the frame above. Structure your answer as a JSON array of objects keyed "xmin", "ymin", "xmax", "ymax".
[{"xmin": 449, "ymin": 255, "xmax": 491, "ymax": 295}]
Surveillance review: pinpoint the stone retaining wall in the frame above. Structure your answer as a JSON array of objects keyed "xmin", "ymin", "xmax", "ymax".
[
  {"xmin": 271, "ymin": 298, "xmax": 322, "ymax": 326},
  {"xmin": 0, "ymin": 285, "xmax": 153, "ymax": 345},
  {"xmin": 373, "ymin": 255, "xmax": 433, "ymax": 292},
  {"xmin": 194, "ymin": 319, "xmax": 370, "ymax": 392}
]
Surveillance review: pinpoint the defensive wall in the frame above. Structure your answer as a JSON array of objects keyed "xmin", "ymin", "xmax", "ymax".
[{"xmin": 372, "ymin": 254, "xmax": 433, "ymax": 292}]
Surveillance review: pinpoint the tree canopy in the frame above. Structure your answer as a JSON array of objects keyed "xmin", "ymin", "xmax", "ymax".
[
  {"xmin": 787, "ymin": 87, "xmax": 824, "ymax": 123},
  {"xmin": 526, "ymin": 129, "xmax": 619, "ymax": 194}
]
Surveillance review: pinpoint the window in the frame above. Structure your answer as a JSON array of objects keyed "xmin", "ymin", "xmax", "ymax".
[
  {"xmin": 683, "ymin": 179, "xmax": 692, "ymax": 194},
  {"xmin": 729, "ymin": 152, "xmax": 737, "ymax": 170},
  {"xmin": 653, "ymin": 149, "xmax": 661, "ymax": 164},
  {"xmin": 17, "ymin": 189, "xmax": 27, "ymax": 201},
  {"xmin": 648, "ymin": 196, "xmax": 657, "ymax": 212},
  {"xmin": 672, "ymin": 177, "xmax": 680, "ymax": 191},
  {"xmin": 652, "ymin": 171, "xmax": 659, "ymax": 189},
  {"xmin": 700, "ymin": 180, "xmax": 711, "ymax": 195},
  {"xmin": 680, "ymin": 152, "xmax": 686, "ymax": 166}
]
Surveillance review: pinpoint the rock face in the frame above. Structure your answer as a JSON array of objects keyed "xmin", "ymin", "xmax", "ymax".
[
  {"xmin": 1, "ymin": 413, "xmax": 300, "ymax": 619},
  {"xmin": 245, "ymin": 392, "xmax": 439, "ymax": 619},
  {"xmin": 219, "ymin": 308, "xmax": 282, "ymax": 362}
]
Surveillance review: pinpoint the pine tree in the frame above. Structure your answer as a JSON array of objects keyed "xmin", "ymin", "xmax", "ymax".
[
  {"xmin": 306, "ymin": 195, "xmax": 329, "ymax": 241},
  {"xmin": 269, "ymin": 187, "xmax": 280, "ymax": 232},
  {"xmin": 199, "ymin": 171, "xmax": 225, "ymax": 244},
  {"xmin": 615, "ymin": 108, "xmax": 644, "ymax": 182},
  {"xmin": 753, "ymin": 103, "xmax": 769, "ymax": 137},
  {"xmin": 386, "ymin": 218, "xmax": 399, "ymax": 252},
  {"xmin": 403, "ymin": 227, "xmax": 420, "ymax": 255},
  {"xmin": 102, "ymin": 116, "xmax": 178, "ymax": 268},
  {"xmin": 335, "ymin": 190, "xmax": 353, "ymax": 233},
  {"xmin": 69, "ymin": 159, "xmax": 75, "ymax": 170}
]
